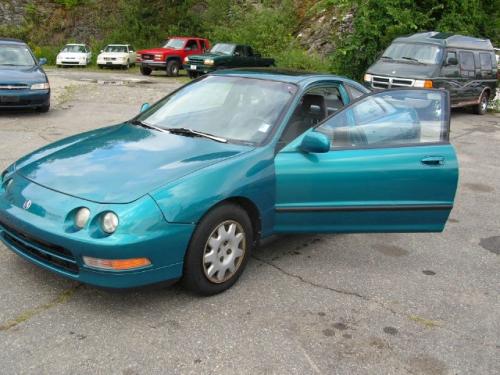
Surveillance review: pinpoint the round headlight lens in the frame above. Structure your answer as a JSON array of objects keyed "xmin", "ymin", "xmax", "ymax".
[
  {"xmin": 101, "ymin": 212, "xmax": 119, "ymax": 234},
  {"xmin": 75, "ymin": 207, "xmax": 91, "ymax": 229}
]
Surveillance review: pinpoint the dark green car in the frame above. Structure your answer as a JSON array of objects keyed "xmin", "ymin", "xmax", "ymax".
[{"xmin": 184, "ymin": 43, "xmax": 275, "ymax": 78}]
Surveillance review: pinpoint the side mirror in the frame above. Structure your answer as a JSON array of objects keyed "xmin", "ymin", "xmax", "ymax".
[
  {"xmin": 140, "ymin": 103, "xmax": 151, "ymax": 113},
  {"xmin": 445, "ymin": 57, "xmax": 458, "ymax": 66},
  {"xmin": 38, "ymin": 57, "xmax": 47, "ymax": 65},
  {"xmin": 299, "ymin": 131, "xmax": 330, "ymax": 153}
]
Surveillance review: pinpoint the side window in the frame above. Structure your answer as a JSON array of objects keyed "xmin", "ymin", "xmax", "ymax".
[
  {"xmin": 278, "ymin": 86, "xmax": 342, "ymax": 147},
  {"xmin": 185, "ymin": 40, "xmax": 198, "ymax": 50},
  {"xmin": 247, "ymin": 46, "xmax": 254, "ymax": 56},
  {"xmin": 459, "ymin": 51, "xmax": 475, "ymax": 76},
  {"xmin": 319, "ymin": 90, "xmax": 449, "ymax": 149},
  {"xmin": 200, "ymin": 40, "xmax": 206, "ymax": 51},
  {"xmin": 345, "ymin": 84, "xmax": 365, "ymax": 101},
  {"xmin": 479, "ymin": 53, "xmax": 492, "ymax": 70},
  {"xmin": 445, "ymin": 51, "xmax": 457, "ymax": 65},
  {"xmin": 234, "ymin": 45, "xmax": 245, "ymax": 57}
]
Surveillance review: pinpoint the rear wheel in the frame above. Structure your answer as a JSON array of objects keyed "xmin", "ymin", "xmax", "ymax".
[
  {"xmin": 166, "ymin": 60, "xmax": 180, "ymax": 77},
  {"xmin": 182, "ymin": 203, "xmax": 253, "ymax": 295},
  {"xmin": 473, "ymin": 91, "xmax": 489, "ymax": 115},
  {"xmin": 140, "ymin": 66, "xmax": 152, "ymax": 76}
]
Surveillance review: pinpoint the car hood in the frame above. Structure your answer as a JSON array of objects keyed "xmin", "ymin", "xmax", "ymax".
[
  {"xmin": 190, "ymin": 53, "xmax": 230, "ymax": 61},
  {"xmin": 138, "ymin": 48, "xmax": 179, "ymax": 55},
  {"xmin": 367, "ymin": 60, "xmax": 439, "ymax": 79},
  {"xmin": 15, "ymin": 124, "xmax": 252, "ymax": 204},
  {"xmin": 0, "ymin": 65, "xmax": 46, "ymax": 84}
]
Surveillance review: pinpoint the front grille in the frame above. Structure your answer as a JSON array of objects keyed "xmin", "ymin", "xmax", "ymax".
[
  {"xmin": 142, "ymin": 54, "xmax": 154, "ymax": 60},
  {"xmin": 0, "ymin": 84, "xmax": 29, "ymax": 90},
  {"xmin": 372, "ymin": 75, "xmax": 415, "ymax": 89},
  {"xmin": 62, "ymin": 61, "xmax": 79, "ymax": 65},
  {"xmin": 0, "ymin": 220, "xmax": 79, "ymax": 274},
  {"xmin": 188, "ymin": 57, "xmax": 205, "ymax": 65}
]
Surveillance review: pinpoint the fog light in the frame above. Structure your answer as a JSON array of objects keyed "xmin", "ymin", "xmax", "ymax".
[
  {"xmin": 74, "ymin": 207, "xmax": 90, "ymax": 229},
  {"xmin": 83, "ymin": 256, "xmax": 151, "ymax": 270},
  {"xmin": 101, "ymin": 212, "xmax": 119, "ymax": 234}
]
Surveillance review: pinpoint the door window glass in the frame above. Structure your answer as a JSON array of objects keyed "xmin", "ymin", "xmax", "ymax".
[
  {"xmin": 234, "ymin": 46, "xmax": 245, "ymax": 56},
  {"xmin": 445, "ymin": 51, "xmax": 457, "ymax": 64},
  {"xmin": 479, "ymin": 53, "xmax": 492, "ymax": 70},
  {"xmin": 319, "ymin": 90, "xmax": 449, "ymax": 149},
  {"xmin": 185, "ymin": 40, "xmax": 198, "ymax": 50},
  {"xmin": 459, "ymin": 51, "xmax": 475, "ymax": 70}
]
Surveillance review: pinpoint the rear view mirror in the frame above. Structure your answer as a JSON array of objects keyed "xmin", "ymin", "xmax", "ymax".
[
  {"xmin": 140, "ymin": 103, "xmax": 151, "ymax": 113},
  {"xmin": 445, "ymin": 57, "xmax": 458, "ymax": 66},
  {"xmin": 299, "ymin": 131, "xmax": 330, "ymax": 153}
]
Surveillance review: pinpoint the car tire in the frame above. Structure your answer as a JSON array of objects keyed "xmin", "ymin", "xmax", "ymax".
[
  {"xmin": 188, "ymin": 71, "xmax": 198, "ymax": 79},
  {"xmin": 38, "ymin": 103, "xmax": 50, "ymax": 113},
  {"xmin": 140, "ymin": 66, "xmax": 152, "ymax": 76},
  {"xmin": 98, "ymin": 65, "xmax": 103, "ymax": 69},
  {"xmin": 182, "ymin": 203, "xmax": 253, "ymax": 295},
  {"xmin": 123, "ymin": 60, "xmax": 130, "ymax": 70},
  {"xmin": 166, "ymin": 60, "xmax": 180, "ymax": 77},
  {"xmin": 473, "ymin": 91, "xmax": 489, "ymax": 115}
]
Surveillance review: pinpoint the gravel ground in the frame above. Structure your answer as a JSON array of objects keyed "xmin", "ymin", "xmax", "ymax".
[{"xmin": 0, "ymin": 68, "xmax": 499, "ymax": 375}]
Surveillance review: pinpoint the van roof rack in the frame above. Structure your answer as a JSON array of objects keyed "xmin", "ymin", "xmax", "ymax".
[{"xmin": 394, "ymin": 32, "xmax": 493, "ymax": 51}]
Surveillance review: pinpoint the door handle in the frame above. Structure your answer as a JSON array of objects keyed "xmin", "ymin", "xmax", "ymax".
[{"xmin": 421, "ymin": 156, "xmax": 444, "ymax": 166}]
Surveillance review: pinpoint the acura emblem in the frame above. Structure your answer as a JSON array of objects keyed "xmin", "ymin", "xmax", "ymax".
[{"xmin": 23, "ymin": 200, "xmax": 32, "ymax": 210}]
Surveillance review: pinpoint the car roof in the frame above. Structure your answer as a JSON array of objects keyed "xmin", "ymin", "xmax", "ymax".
[
  {"xmin": 169, "ymin": 36, "xmax": 207, "ymax": 40},
  {"xmin": 393, "ymin": 32, "xmax": 493, "ymax": 51},
  {"xmin": 210, "ymin": 68, "xmax": 369, "ymax": 91},
  {"xmin": 0, "ymin": 38, "xmax": 26, "ymax": 45}
]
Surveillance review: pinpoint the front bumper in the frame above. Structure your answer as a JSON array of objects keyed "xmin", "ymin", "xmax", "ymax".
[
  {"xmin": 97, "ymin": 58, "xmax": 128, "ymax": 66},
  {"xmin": 183, "ymin": 64, "xmax": 215, "ymax": 74},
  {"xmin": 0, "ymin": 174, "xmax": 194, "ymax": 288},
  {"xmin": 141, "ymin": 61, "xmax": 167, "ymax": 69},
  {"xmin": 57, "ymin": 59, "xmax": 87, "ymax": 66},
  {"xmin": 0, "ymin": 89, "xmax": 50, "ymax": 109}
]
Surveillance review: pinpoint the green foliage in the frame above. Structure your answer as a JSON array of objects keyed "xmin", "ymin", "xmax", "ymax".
[{"xmin": 53, "ymin": 0, "xmax": 87, "ymax": 8}]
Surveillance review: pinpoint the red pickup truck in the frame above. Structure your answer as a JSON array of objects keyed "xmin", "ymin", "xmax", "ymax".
[{"xmin": 137, "ymin": 37, "xmax": 210, "ymax": 76}]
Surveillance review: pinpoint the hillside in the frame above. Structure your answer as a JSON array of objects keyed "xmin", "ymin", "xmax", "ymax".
[{"xmin": 1, "ymin": 0, "xmax": 498, "ymax": 79}]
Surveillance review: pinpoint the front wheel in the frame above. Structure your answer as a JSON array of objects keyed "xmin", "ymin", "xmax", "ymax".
[
  {"xmin": 182, "ymin": 203, "xmax": 253, "ymax": 295},
  {"xmin": 473, "ymin": 91, "xmax": 489, "ymax": 115},
  {"xmin": 140, "ymin": 66, "xmax": 152, "ymax": 76},
  {"xmin": 188, "ymin": 71, "xmax": 199, "ymax": 79},
  {"xmin": 38, "ymin": 103, "xmax": 50, "ymax": 113},
  {"xmin": 166, "ymin": 60, "xmax": 180, "ymax": 77}
]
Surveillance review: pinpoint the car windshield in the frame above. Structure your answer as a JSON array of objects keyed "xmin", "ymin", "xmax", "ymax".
[
  {"xmin": 0, "ymin": 44, "xmax": 36, "ymax": 66},
  {"xmin": 210, "ymin": 44, "xmax": 235, "ymax": 55},
  {"xmin": 163, "ymin": 39, "xmax": 185, "ymax": 50},
  {"xmin": 62, "ymin": 45, "xmax": 86, "ymax": 53},
  {"xmin": 382, "ymin": 43, "xmax": 443, "ymax": 64},
  {"xmin": 104, "ymin": 45, "xmax": 127, "ymax": 53},
  {"xmin": 137, "ymin": 76, "xmax": 297, "ymax": 144}
]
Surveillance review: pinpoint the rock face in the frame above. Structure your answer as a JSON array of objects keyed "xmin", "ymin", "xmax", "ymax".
[
  {"xmin": 0, "ymin": 0, "xmax": 28, "ymax": 26},
  {"xmin": 296, "ymin": 7, "xmax": 355, "ymax": 56}
]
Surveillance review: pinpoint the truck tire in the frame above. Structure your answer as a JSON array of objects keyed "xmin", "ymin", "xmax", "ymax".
[
  {"xmin": 166, "ymin": 60, "xmax": 180, "ymax": 77},
  {"xmin": 140, "ymin": 66, "xmax": 152, "ymax": 76},
  {"xmin": 473, "ymin": 91, "xmax": 489, "ymax": 115}
]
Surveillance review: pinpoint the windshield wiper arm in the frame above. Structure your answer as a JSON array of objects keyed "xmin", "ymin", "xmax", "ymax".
[
  {"xmin": 401, "ymin": 56, "xmax": 422, "ymax": 63},
  {"xmin": 381, "ymin": 55, "xmax": 393, "ymax": 59},
  {"xmin": 166, "ymin": 127, "xmax": 227, "ymax": 143},
  {"xmin": 130, "ymin": 119, "xmax": 168, "ymax": 133}
]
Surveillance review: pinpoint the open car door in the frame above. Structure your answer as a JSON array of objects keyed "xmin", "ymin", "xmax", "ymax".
[{"xmin": 274, "ymin": 89, "xmax": 458, "ymax": 233}]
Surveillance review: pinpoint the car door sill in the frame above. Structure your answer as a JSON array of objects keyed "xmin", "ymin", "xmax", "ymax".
[{"xmin": 275, "ymin": 204, "xmax": 453, "ymax": 212}]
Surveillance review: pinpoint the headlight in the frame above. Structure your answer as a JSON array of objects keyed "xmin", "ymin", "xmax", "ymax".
[
  {"xmin": 74, "ymin": 207, "xmax": 91, "ymax": 229},
  {"xmin": 204, "ymin": 59, "xmax": 214, "ymax": 66},
  {"xmin": 364, "ymin": 73, "xmax": 373, "ymax": 82},
  {"xmin": 101, "ymin": 212, "xmax": 119, "ymax": 234},
  {"xmin": 184, "ymin": 56, "xmax": 189, "ymax": 63},
  {"xmin": 31, "ymin": 82, "xmax": 50, "ymax": 90},
  {"xmin": 154, "ymin": 54, "xmax": 163, "ymax": 60},
  {"xmin": 414, "ymin": 79, "xmax": 433, "ymax": 88}
]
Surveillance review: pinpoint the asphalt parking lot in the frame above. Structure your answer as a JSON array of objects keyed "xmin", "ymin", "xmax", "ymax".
[{"xmin": 0, "ymin": 69, "xmax": 499, "ymax": 374}]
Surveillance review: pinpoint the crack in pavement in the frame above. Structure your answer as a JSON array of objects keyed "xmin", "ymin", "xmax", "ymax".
[
  {"xmin": 0, "ymin": 283, "xmax": 82, "ymax": 332},
  {"xmin": 252, "ymin": 254, "xmax": 368, "ymax": 300}
]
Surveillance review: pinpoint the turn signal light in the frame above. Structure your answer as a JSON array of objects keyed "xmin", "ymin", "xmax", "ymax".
[
  {"xmin": 415, "ymin": 79, "xmax": 433, "ymax": 88},
  {"xmin": 83, "ymin": 256, "xmax": 151, "ymax": 271}
]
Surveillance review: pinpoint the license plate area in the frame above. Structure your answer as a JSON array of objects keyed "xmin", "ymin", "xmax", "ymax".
[
  {"xmin": 0, "ymin": 96, "xmax": 20, "ymax": 103},
  {"xmin": 190, "ymin": 65, "xmax": 197, "ymax": 70}
]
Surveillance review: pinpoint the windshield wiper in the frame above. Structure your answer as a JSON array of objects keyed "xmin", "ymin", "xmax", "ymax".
[
  {"xmin": 130, "ymin": 119, "xmax": 168, "ymax": 133},
  {"xmin": 381, "ymin": 55, "xmax": 393, "ymax": 59},
  {"xmin": 166, "ymin": 127, "xmax": 227, "ymax": 143},
  {"xmin": 401, "ymin": 56, "xmax": 423, "ymax": 64}
]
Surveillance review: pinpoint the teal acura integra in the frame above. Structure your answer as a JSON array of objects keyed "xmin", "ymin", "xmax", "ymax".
[{"xmin": 0, "ymin": 69, "xmax": 458, "ymax": 295}]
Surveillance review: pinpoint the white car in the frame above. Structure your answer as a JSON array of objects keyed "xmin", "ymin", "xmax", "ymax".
[
  {"xmin": 97, "ymin": 44, "xmax": 136, "ymax": 69},
  {"xmin": 56, "ymin": 44, "xmax": 92, "ymax": 67}
]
